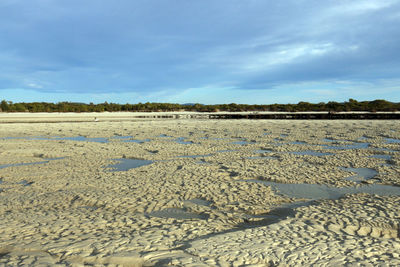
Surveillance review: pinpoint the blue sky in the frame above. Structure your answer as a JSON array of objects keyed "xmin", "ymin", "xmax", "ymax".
[{"xmin": 1, "ymin": 0, "xmax": 400, "ymax": 104}]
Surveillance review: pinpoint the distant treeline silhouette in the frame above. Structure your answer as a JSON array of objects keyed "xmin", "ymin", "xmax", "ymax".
[{"xmin": 1, "ymin": 99, "xmax": 399, "ymax": 113}]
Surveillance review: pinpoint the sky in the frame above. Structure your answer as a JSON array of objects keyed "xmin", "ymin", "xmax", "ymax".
[{"xmin": 1, "ymin": 0, "xmax": 400, "ymax": 104}]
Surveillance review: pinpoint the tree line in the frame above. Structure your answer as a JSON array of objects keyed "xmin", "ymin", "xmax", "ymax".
[{"xmin": 1, "ymin": 99, "xmax": 399, "ymax": 113}]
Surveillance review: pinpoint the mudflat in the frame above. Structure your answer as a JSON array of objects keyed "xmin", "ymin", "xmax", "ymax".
[{"xmin": 0, "ymin": 117, "xmax": 399, "ymax": 266}]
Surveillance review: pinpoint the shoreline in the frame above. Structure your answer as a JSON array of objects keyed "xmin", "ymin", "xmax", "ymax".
[{"xmin": 1, "ymin": 111, "xmax": 400, "ymax": 123}]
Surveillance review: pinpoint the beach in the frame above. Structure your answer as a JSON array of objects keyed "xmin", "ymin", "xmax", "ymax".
[{"xmin": 0, "ymin": 115, "xmax": 399, "ymax": 266}]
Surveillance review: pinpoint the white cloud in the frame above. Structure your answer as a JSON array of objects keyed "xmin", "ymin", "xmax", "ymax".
[
  {"xmin": 329, "ymin": 0, "xmax": 397, "ymax": 14},
  {"xmin": 27, "ymin": 83, "xmax": 43, "ymax": 88}
]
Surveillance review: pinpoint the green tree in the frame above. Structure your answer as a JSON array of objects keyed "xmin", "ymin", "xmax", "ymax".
[{"xmin": 0, "ymin": 100, "xmax": 10, "ymax": 112}]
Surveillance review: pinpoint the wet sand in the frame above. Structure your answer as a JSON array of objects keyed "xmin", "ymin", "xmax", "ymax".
[{"xmin": 0, "ymin": 117, "xmax": 399, "ymax": 266}]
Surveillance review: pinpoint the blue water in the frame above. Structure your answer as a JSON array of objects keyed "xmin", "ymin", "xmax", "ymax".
[
  {"xmin": 57, "ymin": 136, "xmax": 109, "ymax": 143},
  {"xmin": 112, "ymin": 135, "xmax": 133, "ymax": 139},
  {"xmin": 107, "ymin": 158, "xmax": 153, "ymax": 171},
  {"xmin": 0, "ymin": 157, "xmax": 64, "ymax": 170},
  {"xmin": 291, "ymin": 151, "xmax": 333, "ymax": 156},
  {"xmin": 290, "ymin": 141, "xmax": 308, "ymax": 145},
  {"xmin": 322, "ymin": 142, "xmax": 369, "ymax": 150},
  {"xmin": 175, "ymin": 137, "xmax": 194, "ymax": 144},
  {"xmin": 124, "ymin": 138, "xmax": 151, "ymax": 143},
  {"xmin": 339, "ymin": 167, "xmax": 378, "ymax": 183},
  {"xmin": 243, "ymin": 180, "xmax": 400, "ymax": 200},
  {"xmin": 386, "ymin": 138, "xmax": 400, "ymax": 144},
  {"xmin": 369, "ymin": 154, "xmax": 392, "ymax": 160},
  {"xmin": 247, "ymin": 156, "xmax": 277, "ymax": 160}
]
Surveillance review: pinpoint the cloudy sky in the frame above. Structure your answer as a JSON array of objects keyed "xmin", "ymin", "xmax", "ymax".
[{"xmin": 1, "ymin": 0, "xmax": 400, "ymax": 104}]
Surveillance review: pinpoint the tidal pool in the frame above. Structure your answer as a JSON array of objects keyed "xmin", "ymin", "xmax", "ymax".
[
  {"xmin": 290, "ymin": 141, "xmax": 308, "ymax": 145},
  {"xmin": 339, "ymin": 167, "xmax": 378, "ymax": 183},
  {"xmin": 322, "ymin": 142, "xmax": 370, "ymax": 150},
  {"xmin": 175, "ymin": 137, "xmax": 194, "ymax": 144},
  {"xmin": 247, "ymin": 156, "xmax": 277, "ymax": 160},
  {"xmin": 123, "ymin": 138, "xmax": 151, "ymax": 143},
  {"xmin": 291, "ymin": 151, "xmax": 333, "ymax": 156},
  {"xmin": 111, "ymin": 135, "xmax": 133, "ymax": 139},
  {"xmin": 369, "ymin": 154, "xmax": 392, "ymax": 161},
  {"xmin": 106, "ymin": 158, "xmax": 153, "ymax": 171},
  {"xmin": 243, "ymin": 179, "xmax": 400, "ymax": 200},
  {"xmin": 0, "ymin": 157, "xmax": 64, "ymax": 170},
  {"xmin": 56, "ymin": 136, "xmax": 109, "ymax": 143},
  {"xmin": 386, "ymin": 138, "xmax": 400, "ymax": 144},
  {"xmin": 184, "ymin": 198, "xmax": 213, "ymax": 207}
]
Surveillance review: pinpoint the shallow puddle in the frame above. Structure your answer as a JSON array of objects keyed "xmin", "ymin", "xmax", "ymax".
[
  {"xmin": 106, "ymin": 158, "xmax": 153, "ymax": 171},
  {"xmin": 386, "ymin": 138, "xmax": 400, "ymax": 144},
  {"xmin": 290, "ymin": 141, "xmax": 308, "ymax": 145},
  {"xmin": 184, "ymin": 198, "xmax": 213, "ymax": 206},
  {"xmin": 322, "ymin": 138, "xmax": 355, "ymax": 144},
  {"xmin": 339, "ymin": 167, "xmax": 378, "ymax": 183},
  {"xmin": 291, "ymin": 151, "xmax": 333, "ymax": 156},
  {"xmin": 0, "ymin": 157, "xmax": 64, "ymax": 170},
  {"xmin": 243, "ymin": 180, "xmax": 400, "ymax": 200},
  {"xmin": 148, "ymin": 208, "xmax": 209, "ymax": 220},
  {"xmin": 112, "ymin": 135, "xmax": 133, "ymax": 139},
  {"xmin": 123, "ymin": 138, "xmax": 150, "ymax": 143},
  {"xmin": 247, "ymin": 156, "xmax": 277, "ymax": 160},
  {"xmin": 369, "ymin": 154, "xmax": 392, "ymax": 161},
  {"xmin": 175, "ymin": 137, "xmax": 194, "ymax": 144},
  {"xmin": 56, "ymin": 136, "xmax": 109, "ymax": 143},
  {"xmin": 373, "ymin": 147, "xmax": 398, "ymax": 153},
  {"xmin": 322, "ymin": 142, "xmax": 369, "ymax": 150}
]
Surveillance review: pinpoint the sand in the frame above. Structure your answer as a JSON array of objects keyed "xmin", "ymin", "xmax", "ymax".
[{"xmin": 0, "ymin": 116, "xmax": 399, "ymax": 266}]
